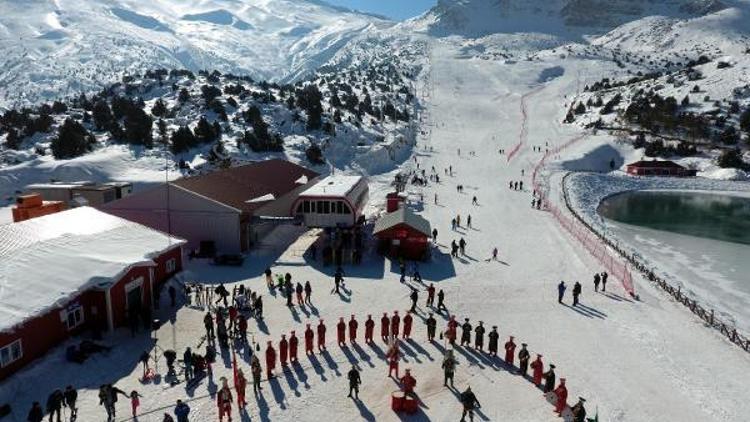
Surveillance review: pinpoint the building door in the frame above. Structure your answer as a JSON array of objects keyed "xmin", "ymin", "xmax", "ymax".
[{"xmin": 127, "ymin": 286, "xmax": 142, "ymax": 314}]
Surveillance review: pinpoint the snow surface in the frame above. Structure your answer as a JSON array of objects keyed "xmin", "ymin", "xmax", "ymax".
[
  {"xmin": 300, "ymin": 175, "xmax": 363, "ymax": 197},
  {"xmin": 0, "ymin": 206, "xmax": 185, "ymax": 332}
]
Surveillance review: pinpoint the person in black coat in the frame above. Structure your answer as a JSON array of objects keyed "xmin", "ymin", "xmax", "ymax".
[
  {"xmin": 460, "ymin": 386, "xmax": 481, "ymax": 422},
  {"xmin": 572, "ymin": 282, "xmax": 582, "ymax": 306},
  {"xmin": 460, "ymin": 319, "xmax": 472, "ymax": 346},
  {"xmin": 410, "ymin": 289, "xmax": 418, "ymax": 312},
  {"xmin": 27, "ymin": 402, "xmax": 43, "ymax": 422},
  {"xmin": 518, "ymin": 344, "xmax": 530, "ymax": 376},
  {"xmin": 488, "ymin": 326, "xmax": 499, "ymax": 356},
  {"xmin": 46, "ymin": 389, "xmax": 63, "ymax": 422},
  {"xmin": 473, "ymin": 322, "xmax": 485, "ymax": 351},
  {"xmin": 543, "ymin": 364, "xmax": 556, "ymax": 393},
  {"xmin": 347, "ymin": 366, "xmax": 361, "ymax": 400},
  {"xmin": 63, "ymin": 386, "xmax": 77, "ymax": 419},
  {"xmin": 425, "ymin": 313, "xmax": 437, "ymax": 341}
]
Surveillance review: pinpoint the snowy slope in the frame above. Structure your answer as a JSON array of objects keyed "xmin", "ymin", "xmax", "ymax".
[{"xmin": 0, "ymin": 0, "xmax": 392, "ymax": 108}]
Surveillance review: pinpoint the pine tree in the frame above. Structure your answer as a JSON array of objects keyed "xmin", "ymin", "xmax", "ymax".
[
  {"xmin": 574, "ymin": 102, "xmax": 586, "ymax": 114},
  {"xmin": 178, "ymin": 88, "xmax": 190, "ymax": 103},
  {"xmin": 151, "ymin": 99, "xmax": 168, "ymax": 117},
  {"xmin": 124, "ymin": 107, "xmax": 153, "ymax": 147},
  {"xmin": 170, "ymin": 126, "xmax": 197, "ymax": 154},
  {"xmin": 92, "ymin": 100, "xmax": 114, "ymax": 131},
  {"xmin": 717, "ymin": 149, "xmax": 744, "ymax": 169},
  {"xmin": 51, "ymin": 118, "xmax": 94, "ymax": 159},
  {"xmin": 296, "ymin": 84, "xmax": 323, "ymax": 130},
  {"xmin": 740, "ymin": 108, "xmax": 750, "ymax": 133},
  {"xmin": 194, "ymin": 116, "xmax": 216, "ymax": 144}
]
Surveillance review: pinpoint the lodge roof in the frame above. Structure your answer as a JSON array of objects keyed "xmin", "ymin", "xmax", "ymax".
[
  {"xmin": 373, "ymin": 207, "xmax": 431, "ymax": 237},
  {"xmin": 627, "ymin": 160, "xmax": 685, "ymax": 169}
]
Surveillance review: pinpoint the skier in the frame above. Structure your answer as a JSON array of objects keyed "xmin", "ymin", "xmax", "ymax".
[
  {"xmin": 26, "ymin": 402, "xmax": 43, "ymax": 422},
  {"xmin": 217, "ymin": 377, "xmax": 233, "ymax": 422},
  {"xmin": 317, "ymin": 319, "xmax": 327, "ymax": 351},
  {"xmin": 504, "ymin": 336, "xmax": 516, "ymax": 366},
  {"xmin": 400, "ymin": 369, "xmax": 417, "ymax": 395},
  {"xmin": 571, "ymin": 397, "xmax": 587, "ymax": 422},
  {"xmin": 251, "ymin": 355, "xmax": 262, "ymax": 394},
  {"xmin": 426, "ymin": 284, "xmax": 435, "ymax": 307},
  {"xmin": 518, "ymin": 343, "xmax": 530, "ymax": 376},
  {"xmin": 460, "ymin": 318, "xmax": 472, "ymax": 347},
  {"xmin": 488, "ymin": 326, "xmax": 499, "ymax": 356},
  {"xmin": 558, "ymin": 281, "xmax": 567, "ymax": 304},
  {"xmin": 279, "ymin": 335, "xmax": 289, "ymax": 366},
  {"xmin": 572, "ymin": 282, "xmax": 582, "ymax": 306},
  {"xmin": 63, "ymin": 385, "xmax": 77, "ymax": 420},
  {"xmin": 459, "ymin": 238, "xmax": 467, "ymax": 256},
  {"xmin": 304, "ymin": 281, "xmax": 312, "ymax": 304},
  {"xmin": 474, "ymin": 321, "xmax": 485, "ymax": 351},
  {"xmin": 349, "ymin": 315, "xmax": 358, "ymax": 343},
  {"xmin": 204, "ymin": 312, "xmax": 214, "ymax": 339},
  {"xmin": 442, "ymin": 350, "xmax": 457, "ymax": 387},
  {"xmin": 601, "ymin": 271, "xmax": 608, "ymax": 292},
  {"xmin": 531, "ymin": 354, "xmax": 544, "ymax": 386},
  {"xmin": 543, "ymin": 364, "xmax": 557, "ymax": 393},
  {"xmin": 235, "ymin": 369, "xmax": 247, "ymax": 407},
  {"xmin": 46, "ymin": 389, "xmax": 63, "ymax": 422},
  {"xmin": 554, "ymin": 378, "xmax": 568, "ymax": 414},
  {"xmin": 410, "ymin": 289, "xmax": 418, "ymax": 312},
  {"xmin": 381, "ymin": 313, "xmax": 390, "ymax": 342},
  {"xmin": 215, "ymin": 283, "xmax": 230, "ymax": 307},
  {"xmin": 289, "ymin": 331, "xmax": 299, "ymax": 362},
  {"xmin": 305, "ymin": 324, "xmax": 314, "ymax": 354},
  {"xmin": 337, "ymin": 317, "xmax": 346, "ymax": 346},
  {"xmin": 446, "ymin": 316, "xmax": 458, "ymax": 345},
  {"xmin": 426, "ymin": 313, "xmax": 437, "ymax": 341},
  {"xmin": 437, "ymin": 289, "xmax": 446, "ymax": 312},
  {"xmin": 459, "ymin": 386, "xmax": 481, "ymax": 422},
  {"xmin": 347, "ymin": 366, "xmax": 362, "ymax": 400},
  {"xmin": 130, "ymin": 390, "xmax": 142, "ymax": 417},
  {"xmin": 174, "ymin": 400, "xmax": 190, "ymax": 422},
  {"xmin": 265, "ymin": 341, "xmax": 276, "ymax": 379},
  {"xmin": 403, "ymin": 312, "xmax": 413, "ymax": 339},
  {"xmin": 593, "ymin": 273, "xmax": 601, "ymax": 292},
  {"xmin": 391, "ymin": 311, "xmax": 401, "ymax": 338},
  {"xmin": 295, "ymin": 282, "xmax": 304, "ymax": 306}
]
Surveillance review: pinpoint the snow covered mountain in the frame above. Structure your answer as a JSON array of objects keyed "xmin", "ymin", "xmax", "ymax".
[
  {"xmin": 405, "ymin": 0, "xmax": 730, "ymax": 38},
  {"xmin": 0, "ymin": 0, "xmax": 392, "ymax": 108}
]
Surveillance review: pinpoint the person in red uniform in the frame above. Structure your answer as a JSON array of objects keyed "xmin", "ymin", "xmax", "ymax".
[
  {"xmin": 426, "ymin": 283, "xmax": 435, "ymax": 307},
  {"xmin": 381, "ymin": 313, "xmax": 390, "ymax": 342},
  {"xmin": 530, "ymin": 354, "xmax": 544, "ymax": 386},
  {"xmin": 265, "ymin": 341, "xmax": 276, "ymax": 379},
  {"xmin": 289, "ymin": 331, "xmax": 299, "ymax": 362},
  {"xmin": 402, "ymin": 312, "xmax": 413, "ymax": 339},
  {"xmin": 348, "ymin": 315, "xmax": 358, "ymax": 343},
  {"xmin": 217, "ymin": 377, "xmax": 233, "ymax": 421},
  {"xmin": 317, "ymin": 319, "xmax": 326, "ymax": 351},
  {"xmin": 364, "ymin": 315, "xmax": 375, "ymax": 343},
  {"xmin": 337, "ymin": 317, "xmax": 346, "ymax": 346},
  {"xmin": 446, "ymin": 316, "xmax": 458, "ymax": 345},
  {"xmin": 387, "ymin": 342, "xmax": 400, "ymax": 378},
  {"xmin": 400, "ymin": 369, "xmax": 417, "ymax": 395},
  {"xmin": 391, "ymin": 311, "xmax": 400, "ymax": 338},
  {"xmin": 554, "ymin": 378, "xmax": 568, "ymax": 414},
  {"xmin": 305, "ymin": 324, "xmax": 314, "ymax": 354},
  {"xmin": 279, "ymin": 335, "xmax": 289, "ymax": 366},
  {"xmin": 235, "ymin": 369, "xmax": 247, "ymax": 407},
  {"xmin": 504, "ymin": 336, "xmax": 516, "ymax": 366}
]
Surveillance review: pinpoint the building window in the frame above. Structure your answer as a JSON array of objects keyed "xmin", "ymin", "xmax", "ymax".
[
  {"xmin": 166, "ymin": 258, "xmax": 177, "ymax": 273},
  {"xmin": 296, "ymin": 203, "xmax": 304, "ymax": 214},
  {"xmin": 316, "ymin": 201, "xmax": 324, "ymax": 214},
  {"xmin": 303, "ymin": 201, "xmax": 311, "ymax": 213},
  {"xmin": 322, "ymin": 201, "xmax": 330, "ymax": 214},
  {"xmin": 66, "ymin": 305, "xmax": 85, "ymax": 330},
  {"xmin": 0, "ymin": 339, "xmax": 23, "ymax": 367},
  {"xmin": 342, "ymin": 203, "xmax": 351, "ymax": 214}
]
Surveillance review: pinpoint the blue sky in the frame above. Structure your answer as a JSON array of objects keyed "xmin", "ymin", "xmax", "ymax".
[{"xmin": 324, "ymin": 0, "xmax": 436, "ymax": 20}]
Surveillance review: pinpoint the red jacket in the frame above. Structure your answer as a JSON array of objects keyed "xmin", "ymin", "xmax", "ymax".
[{"xmin": 400, "ymin": 374, "xmax": 416, "ymax": 393}]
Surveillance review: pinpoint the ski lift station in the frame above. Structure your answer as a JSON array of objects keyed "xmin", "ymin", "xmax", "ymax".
[{"xmin": 292, "ymin": 175, "xmax": 369, "ymax": 228}]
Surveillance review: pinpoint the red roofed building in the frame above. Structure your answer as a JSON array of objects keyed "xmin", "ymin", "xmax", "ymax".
[{"xmin": 625, "ymin": 160, "xmax": 697, "ymax": 177}]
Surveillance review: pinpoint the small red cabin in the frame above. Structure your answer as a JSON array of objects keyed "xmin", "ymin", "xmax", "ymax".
[
  {"xmin": 373, "ymin": 207, "xmax": 431, "ymax": 261},
  {"xmin": 386, "ymin": 192, "xmax": 406, "ymax": 213},
  {"xmin": 626, "ymin": 160, "xmax": 697, "ymax": 177}
]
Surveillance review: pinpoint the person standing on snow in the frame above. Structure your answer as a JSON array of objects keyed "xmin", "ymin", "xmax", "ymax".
[
  {"xmin": 63, "ymin": 385, "xmax": 78, "ymax": 420},
  {"xmin": 572, "ymin": 282, "xmax": 582, "ymax": 306},
  {"xmin": 460, "ymin": 318, "xmax": 472, "ymax": 347},
  {"xmin": 518, "ymin": 343, "xmax": 530, "ymax": 376},
  {"xmin": 235, "ymin": 369, "xmax": 247, "ymax": 408},
  {"xmin": 295, "ymin": 282, "xmax": 304, "ymax": 306},
  {"xmin": 174, "ymin": 399, "xmax": 190, "ymax": 422},
  {"xmin": 317, "ymin": 319, "xmax": 327, "ymax": 351},
  {"xmin": 467, "ymin": 215, "xmax": 472, "ymax": 229},
  {"xmin": 531, "ymin": 355, "xmax": 544, "ymax": 386},
  {"xmin": 474, "ymin": 322, "xmax": 485, "ymax": 351},
  {"xmin": 26, "ymin": 402, "xmax": 43, "ymax": 422},
  {"xmin": 437, "ymin": 289, "xmax": 446, "ymax": 312},
  {"xmin": 337, "ymin": 318, "xmax": 346, "ymax": 347},
  {"xmin": 129, "ymin": 390, "xmax": 143, "ymax": 417},
  {"xmin": 426, "ymin": 284, "xmax": 435, "ymax": 307},
  {"xmin": 488, "ymin": 326, "xmax": 499, "ymax": 356},
  {"xmin": 279, "ymin": 335, "xmax": 289, "ymax": 366},
  {"xmin": 381, "ymin": 313, "xmax": 390, "ymax": 342},
  {"xmin": 289, "ymin": 331, "xmax": 299, "ymax": 363},
  {"xmin": 217, "ymin": 377, "xmax": 233, "ymax": 422},
  {"xmin": 304, "ymin": 281, "xmax": 312, "ymax": 304},
  {"xmin": 459, "ymin": 238, "xmax": 467, "ymax": 256},
  {"xmin": 403, "ymin": 312, "xmax": 413, "ymax": 339},
  {"xmin": 558, "ymin": 281, "xmax": 567, "ymax": 304},
  {"xmin": 365, "ymin": 315, "xmax": 375, "ymax": 343},
  {"xmin": 349, "ymin": 316, "xmax": 359, "ymax": 344},
  {"xmin": 251, "ymin": 355, "xmax": 263, "ymax": 395},
  {"xmin": 442, "ymin": 350, "xmax": 457, "ymax": 387},
  {"xmin": 426, "ymin": 313, "xmax": 437, "ymax": 341},
  {"xmin": 265, "ymin": 341, "xmax": 276, "ymax": 380},
  {"xmin": 601, "ymin": 271, "xmax": 608, "ymax": 292},
  {"xmin": 391, "ymin": 311, "xmax": 401, "ymax": 338},
  {"xmin": 410, "ymin": 289, "xmax": 418, "ymax": 312},
  {"xmin": 46, "ymin": 389, "xmax": 64, "ymax": 422},
  {"xmin": 347, "ymin": 366, "xmax": 362, "ymax": 400},
  {"xmin": 305, "ymin": 324, "xmax": 315, "ymax": 354},
  {"xmin": 504, "ymin": 336, "xmax": 516, "ymax": 366},
  {"xmin": 593, "ymin": 273, "xmax": 601, "ymax": 292},
  {"xmin": 472, "ymin": 196, "xmax": 478, "ymax": 206},
  {"xmin": 203, "ymin": 312, "xmax": 214, "ymax": 339},
  {"xmin": 571, "ymin": 397, "xmax": 587, "ymax": 422},
  {"xmin": 543, "ymin": 364, "xmax": 557, "ymax": 393},
  {"xmin": 432, "ymin": 228, "xmax": 438, "ymax": 243},
  {"xmin": 459, "ymin": 386, "xmax": 481, "ymax": 422}
]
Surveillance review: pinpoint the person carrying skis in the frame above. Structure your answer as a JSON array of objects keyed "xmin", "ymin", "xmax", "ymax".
[
  {"xmin": 26, "ymin": 402, "xmax": 43, "ymax": 422},
  {"xmin": 442, "ymin": 350, "xmax": 457, "ymax": 387},
  {"xmin": 46, "ymin": 389, "xmax": 63, "ymax": 422},
  {"xmin": 460, "ymin": 318, "xmax": 472, "ymax": 347},
  {"xmin": 364, "ymin": 315, "xmax": 375, "ymax": 343},
  {"xmin": 474, "ymin": 321, "xmax": 485, "ymax": 351},
  {"xmin": 251, "ymin": 355, "xmax": 263, "ymax": 394},
  {"xmin": 459, "ymin": 386, "xmax": 481, "ymax": 422},
  {"xmin": 518, "ymin": 343, "xmax": 530, "ymax": 376},
  {"xmin": 543, "ymin": 364, "xmax": 557, "ymax": 393},
  {"xmin": 558, "ymin": 281, "xmax": 567, "ymax": 304},
  {"xmin": 174, "ymin": 400, "xmax": 190, "ymax": 422},
  {"xmin": 347, "ymin": 366, "xmax": 362, "ymax": 400},
  {"xmin": 63, "ymin": 385, "xmax": 77, "ymax": 420},
  {"xmin": 488, "ymin": 326, "xmax": 499, "ymax": 356},
  {"xmin": 217, "ymin": 378, "xmax": 233, "ymax": 422},
  {"xmin": 426, "ymin": 313, "xmax": 437, "ymax": 341},
  {"xmin": 572, "ymin": 282, "xmax": 582, "ymax": 306}
]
